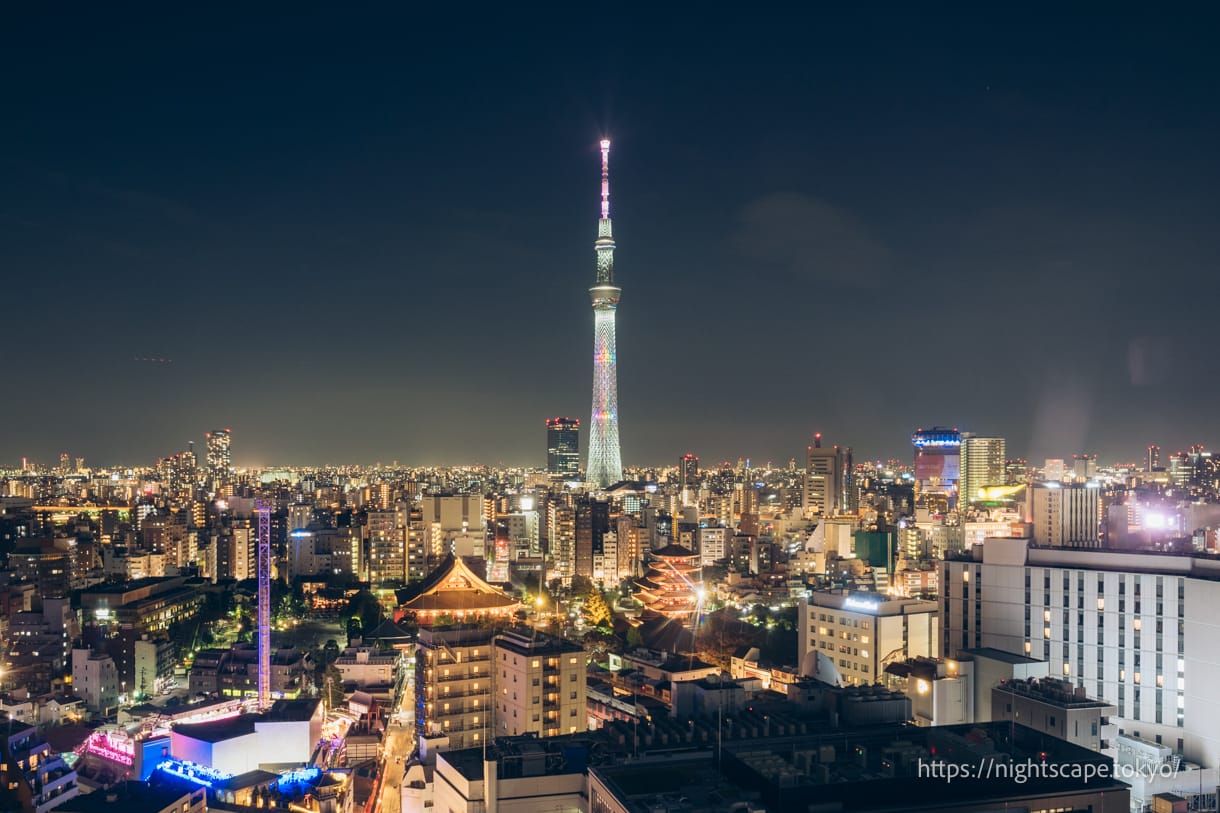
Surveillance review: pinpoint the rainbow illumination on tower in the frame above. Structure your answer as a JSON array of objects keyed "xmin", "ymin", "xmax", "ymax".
[{"xmin": 586, "ymin": 138, "xmax": 623, "ymax": 488}]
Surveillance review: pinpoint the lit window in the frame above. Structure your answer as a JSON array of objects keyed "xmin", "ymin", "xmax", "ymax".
[{"xmin": 1043, "ymin": 610, "xmax": 1051, "ymax": 623}]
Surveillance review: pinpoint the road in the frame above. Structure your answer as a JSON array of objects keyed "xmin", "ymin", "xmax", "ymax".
[
  {"xmin": 374, "ymin": 650, "xmax": 416, "ymax": 813},
  {"xmin": 376, "ymin": 720, "xmax": 414, "ymax": 813}
]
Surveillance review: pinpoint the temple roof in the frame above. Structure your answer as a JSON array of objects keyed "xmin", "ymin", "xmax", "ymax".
[
  {"xmin": 649, "ymin": 543, "xmax": 699, "ymax": 559},
  {"xmin": 403, "ymin": 554, "xmax": 521, "ymax": 613}
]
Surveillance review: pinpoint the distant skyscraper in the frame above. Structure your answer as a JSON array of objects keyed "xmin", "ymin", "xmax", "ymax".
[
  {"xmin": 1147, "ymin": 444, "xmax": 1162, "ymax": 472},
  {"xmin": 960, "ymin": 434, "xmax": 1006, "ymax": 504},
  {"xmin": 586, "ymin": 139, "xmax": 623, "ymax": 489},
  {"xmin": 205, "ymin": 429, "xmax": 232, "ymax": 494},
  {"xmin": 803, "ymin": 434, "xmax": 853, "ymax": 517},
  {"xmin": 546, "ymin": 417, "xmax": 580, "ymax": 480},
  {"xmin": 678, "ymin": 453, "xmax": 699, "ymax": 490}
]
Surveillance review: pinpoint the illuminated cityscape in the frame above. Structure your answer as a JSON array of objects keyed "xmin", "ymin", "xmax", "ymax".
[{"xmin": 3, "ymin": 7, "xmax": 1218, "ymax": 813}]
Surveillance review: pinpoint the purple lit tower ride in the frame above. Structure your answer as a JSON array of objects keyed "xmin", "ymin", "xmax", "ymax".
[{"xmin": 257, "ymin": 500, "xmax": 271, "ymax": 708}]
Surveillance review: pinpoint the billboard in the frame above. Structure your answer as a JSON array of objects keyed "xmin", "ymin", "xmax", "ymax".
[{"xmin": 915, "ymin": 451, "xmax": 960, "ymax": 485}]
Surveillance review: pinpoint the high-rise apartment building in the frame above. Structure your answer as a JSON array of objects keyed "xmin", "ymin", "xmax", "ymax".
[
  {"xmin": 960, "ymin": 434, "xmax": 1006, "ymax": 505},
  {"xmin": 494, "ymin": 628, "xmax": 586, "ymax": 738},
  {"xmin": 575, "ymin": 498, "xmax": 611, "ymax": 580},
  {"xmin": 547, "ymin": 503, "xmax": 576, "ymax": 585},
  {"xmin": 1147, "ymin": 445, "xmax": 1161, "ymax": 472},
  {"xmin": 367, "ymin": 503, "xmax": 408, "ymax": 585},
  {"xmin": 546, "ymin": 418, "xmax": 580, "ymax": 481},
  {"xmin": 416, "ymin": 626, "xmax": 494, "ymax": 750},
  {"xmin": 204, "ymin": 429, "xmax": 232, "ymax": 494}
]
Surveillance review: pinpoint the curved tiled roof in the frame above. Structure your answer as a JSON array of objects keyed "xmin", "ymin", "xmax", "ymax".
[{"xmin": 402, "ymin": 554, "xmax": 520, "ymax": 613}]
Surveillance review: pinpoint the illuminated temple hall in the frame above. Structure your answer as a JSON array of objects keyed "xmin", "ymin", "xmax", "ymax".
[{"xmin": 400, "ymin": 554, "xmax": 522, "ymax": 623}]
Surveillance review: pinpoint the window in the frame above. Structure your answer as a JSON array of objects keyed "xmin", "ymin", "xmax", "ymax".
[
  {"xmin": 532, "ymin": 660, "xmax": 540, "ymax": 668},
  {"xmin": 570, "ymin": 691, "xmax": 577, "ymax": 699},
  {"xmin": 570, "ymin": 673, "xmax": 577, "ymax": 682}
]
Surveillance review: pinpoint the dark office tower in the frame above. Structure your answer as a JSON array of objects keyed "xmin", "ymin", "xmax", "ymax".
[
  {"xmin": 205, "ymin": 428, "xmax": 232, "ymax": 494},
  {"xmin": 678, "ymin": 453, "xmax": 699, "ymax": 490},
  {"xmin": 546, "ymin": 417, "xmax": 581, "ymax": 480},
  {"xmin": 1147, "ymin": 445, "xmax": 1161, "ymax": 472},
  {"xmin": 574, "ymin": 498, "xmax": 610, "ymax": 579}
]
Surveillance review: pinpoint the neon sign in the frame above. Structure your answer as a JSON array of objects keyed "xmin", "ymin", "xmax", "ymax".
[
  {"xmin": 844, "ymin": 596, "xmax": 881, "ymax": 613},
  {"xmin": 155, "ymin": 759, "xmax": 234, "ymax": 788}
]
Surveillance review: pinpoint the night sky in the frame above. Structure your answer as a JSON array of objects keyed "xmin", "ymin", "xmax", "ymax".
[{"xmin": 4, "ymin": 7, "xmax": 1218, "ymax": 468}]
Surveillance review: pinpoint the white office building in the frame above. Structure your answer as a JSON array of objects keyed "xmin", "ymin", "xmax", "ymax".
[
  {"xmin": 798, "ymin": 591, "xmax": 939, "ymax": 687},
  {"xmin": 942, "ymin": 538, "xmax": 1220, "ymax": 767}
]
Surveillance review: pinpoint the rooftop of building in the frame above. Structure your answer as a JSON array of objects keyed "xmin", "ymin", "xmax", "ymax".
[
  {"xmin": 441, "ymin": 733, "xmax": 598, "ymax": 782},
  {"xmin": 806, "ymin": 589, "xmax": 938, "ymax": 615},
  {"xmin": 416, "ymin": 623, "xmax": 497, "ymax": 647},
  {"xmin": 495, "ymin": 627, "xmax": 585, "ymax": 656},
  {"xmin": 621, "ymin": 648, "xmax": 716, "ymax": 674},
  {"xmin": 993, "ymin": 677, "xmax": 1116, "ymax": 710},
  {"xmin": 172, "ymin": 715, "xmax": 257, "ymax": 743},
  {"xmin": 55, "ymin": 780, "xmax": 195, "ymax": 813},
  {"xmin": 959, "ymin": 646, "xmax": 1044, "ymax": 666},
  {"xmin": 591, "ymin": 721, "xmax": 1125, "ymax": 813},
  {"xmin": 81, "ymin": 576, "xmax": 185, "ymax": 596},
  {"xmin": 952, "ymin": 535, "xmax": 1220, "ymax": 580},
  {"xmin": 262, "ymin": 697, "xmax": 321, "ymax": 722}
]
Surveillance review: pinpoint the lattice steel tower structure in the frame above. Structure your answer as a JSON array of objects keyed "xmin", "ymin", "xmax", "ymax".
[
  {"xmin": 256, "ymin": 500, "xmax": 271, "ymax": 708},
  {"xmin": 586, "ymin": 138, "xmax": 623, "ymax": 488}
]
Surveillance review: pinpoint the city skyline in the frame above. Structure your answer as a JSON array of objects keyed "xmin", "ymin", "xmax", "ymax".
[{"xmin": 4, "ymin": 8, "xmax": 1219, "ymax": 467}]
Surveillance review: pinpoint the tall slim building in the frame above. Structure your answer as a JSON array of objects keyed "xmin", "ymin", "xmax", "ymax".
[
  {"xmin": 546, "ymin": 417, "xmax": 580, "ymax": 480},
  {"xmin": 1147, "ymin": 444, "xmax": 1161, "ymax": 472},
  {"xmin": 586, "ymin": 139, "xmax": 623, "ymax": 488},
  {"xmin": 678, "ymin": 453, "xmax": 699, "ymax": 491},
  {"xmin": 803, "ymin": 434, "xmax": 853, "ymax": 517},
  {"xmin": 205, "ymin": 429, "xmax": 232, "ymax": 494},
  {"xmin": 960, "ymin": 434, "xmax": 1006, "ymax": 505}
]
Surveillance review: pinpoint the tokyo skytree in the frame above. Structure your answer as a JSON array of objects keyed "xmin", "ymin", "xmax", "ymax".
[{"xmin": 586, "ymin": 139, "xmax": 623, "ymax": 488}]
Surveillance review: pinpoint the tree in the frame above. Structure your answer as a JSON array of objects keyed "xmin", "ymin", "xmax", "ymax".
[
  {"xmin": 321, "ymin": 639, "xmax": 341, "ymax": 666},
  {"xmin": 345, "ymin": 591, "xmax": 384, "ymax": 635},
  {"xmin": 625, "ymin": 626, "xmax": 643, "ymax": 649},
  {"xmin": 583, "ymin": 588, "xmax": 613, "ymax": 627},
  {"xmin": 570, "ymin": 575, "xmax": 595, "ymax": 597}
]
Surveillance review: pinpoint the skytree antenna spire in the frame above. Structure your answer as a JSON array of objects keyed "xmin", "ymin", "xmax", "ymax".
[{"xmin": 587, "ymin": 138, "xmax": 623, "ymax": 488}]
